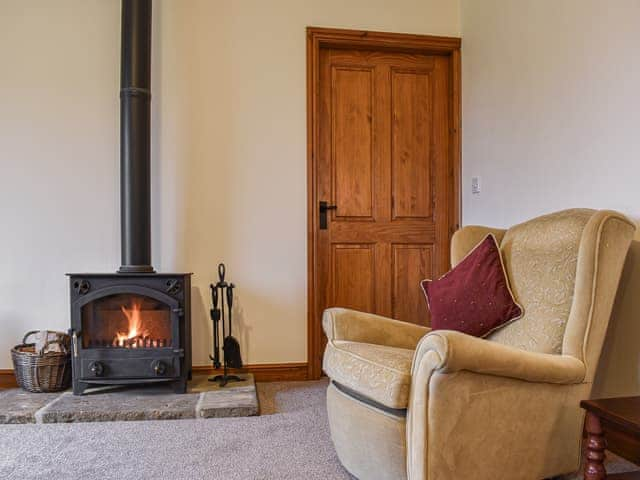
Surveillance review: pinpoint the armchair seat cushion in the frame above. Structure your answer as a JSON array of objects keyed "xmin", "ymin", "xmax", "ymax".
[{"xmin": 323, "ymin": 340, "xmax": 413, "ymax": 409}]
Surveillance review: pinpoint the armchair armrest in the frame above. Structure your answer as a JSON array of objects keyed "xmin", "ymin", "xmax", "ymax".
[
  {"xmin": 323, "ymin": 307, "xmax": 430, "ymax": 350},
  {"xmin": 413, "ymin": 330, "xmax": 586, "ymax": 384}
]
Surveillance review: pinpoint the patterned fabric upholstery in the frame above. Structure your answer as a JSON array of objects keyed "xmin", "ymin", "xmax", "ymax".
[
  {"xmin": 488, "ymin": 209, "xmax": 594, "ymax": 353},
  {"xmin": 323, "ymin": 340, "xmax": 413, "ymax": 409}
]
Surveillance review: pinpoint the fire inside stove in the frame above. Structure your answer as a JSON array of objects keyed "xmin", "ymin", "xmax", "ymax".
[
  {"xmin": 110, "ymin": 302, "xmax": 167, "ymax": 348},
  {"xmin": 81, "ymin": 293, "xmax": 172, "ymax": 349}
]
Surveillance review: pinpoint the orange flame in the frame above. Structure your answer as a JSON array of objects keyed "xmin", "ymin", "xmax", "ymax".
[{"xmin": 115, "ymin": 301, "xmax": 149, "ymax": 347}]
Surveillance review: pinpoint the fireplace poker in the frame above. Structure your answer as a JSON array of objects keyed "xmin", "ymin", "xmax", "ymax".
[{"xmin": 209, "ymin": 284, "xmax": 221, "ymax": 369}]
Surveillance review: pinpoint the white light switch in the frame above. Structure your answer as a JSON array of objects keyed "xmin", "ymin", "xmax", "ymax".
[{"xmin": 471, "ymin": 176, "xmax": 481, "ymax": 195}]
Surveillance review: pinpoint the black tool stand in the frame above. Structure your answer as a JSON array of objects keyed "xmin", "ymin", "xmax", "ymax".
[
  {"xmin": 209, "ymin": 370, "xmax": 243, "ymax": 387},
  {"xmin": 208, "ymin": 263, "xmax": 244, "ymax": 387}
]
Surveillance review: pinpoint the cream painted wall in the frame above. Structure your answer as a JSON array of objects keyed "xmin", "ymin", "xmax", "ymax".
[
  {"xmin": 0, "ymin": 1, "xmax": 121, "ymax": 367},
  {"xmin": 461, "ymin": 0, "xmax": 640, "ymax": 396},
  {"xmin": 0, "ymin": 0, "xmax": 460, "ymax": 368}
]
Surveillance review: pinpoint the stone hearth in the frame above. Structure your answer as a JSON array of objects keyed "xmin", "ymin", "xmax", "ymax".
[{"xmin": 0, "ymin": 374, "xmax": 258, "ymax": 424}]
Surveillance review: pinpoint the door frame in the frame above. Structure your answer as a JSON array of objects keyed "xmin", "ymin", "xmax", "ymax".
[{"xmin": 306, "ymin": 27, "xmax": 462, "ymax": 379}]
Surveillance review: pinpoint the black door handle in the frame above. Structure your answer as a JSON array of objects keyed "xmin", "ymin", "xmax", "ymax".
[{"xmin": 319, "ymin": 201, "xmax": 338, "ymax": 229}]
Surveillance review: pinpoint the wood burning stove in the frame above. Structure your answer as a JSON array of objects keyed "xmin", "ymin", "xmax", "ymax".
[
  {"xmin": 68, "ymin": 0, "xmax": 192, "ymax": 395},
  {"xmin": 68, "ymin": 274, "xmax": 191, "ymax": 395}
]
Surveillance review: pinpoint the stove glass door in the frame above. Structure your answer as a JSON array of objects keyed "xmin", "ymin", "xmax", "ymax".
[{"xmin": 81, "ymin": 293, "xmax": 172, "ymax": 349}]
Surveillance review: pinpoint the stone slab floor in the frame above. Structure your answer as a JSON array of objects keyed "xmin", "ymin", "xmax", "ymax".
[{"xmin": 0, "ymin": 374, "xmax": 258, "ymax": 423}]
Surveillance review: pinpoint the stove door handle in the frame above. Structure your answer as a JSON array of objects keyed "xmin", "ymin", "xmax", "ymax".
[{"xmin": 71, "ymin": 330, "xmax": 79, "ymax": 358}]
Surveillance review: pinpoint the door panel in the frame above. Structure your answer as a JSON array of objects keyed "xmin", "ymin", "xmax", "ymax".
[
  {"xmin": 313, "ymin": 44, "xmax": 456, "ymax": 374},
  {"xmin": 332, "ymin": 244, "xmax": 376, "ymax": 312},
  {"xmin": 332, "ymin": 67, "xmax": 374, "ymax": 220},
  {"xmin": 391, "ymin": 244, "xmax": 433, "ymax": 325},
  {"xmin": 391, "ymin": 69, "xmax": 433, "ymax": 220}
]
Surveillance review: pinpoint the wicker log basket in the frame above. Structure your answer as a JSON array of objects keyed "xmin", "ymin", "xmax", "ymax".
[{"xmin": 11, "ymin": 330, "xmax": 72, "ymax": 393}]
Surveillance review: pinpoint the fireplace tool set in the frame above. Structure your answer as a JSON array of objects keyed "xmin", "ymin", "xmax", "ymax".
[{"xmin": 209, "ymin": 263, "xmax": 244, "ymax": 386}]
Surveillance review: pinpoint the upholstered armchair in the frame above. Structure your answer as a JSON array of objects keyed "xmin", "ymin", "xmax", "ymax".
[{"xmin": 322, "ymin": 209, "xmax": 635, "ymax": 480}]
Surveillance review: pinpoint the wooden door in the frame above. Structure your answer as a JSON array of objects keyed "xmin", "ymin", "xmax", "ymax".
[{"xmin": 307, "ymin": 28, "xmax": 460, "ymax": 378}]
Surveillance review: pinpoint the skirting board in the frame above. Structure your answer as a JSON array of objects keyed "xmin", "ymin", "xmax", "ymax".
[
  {"xmin": 192, "ymin": 363, "xmax": 309, "ymax": 382},
  {"xmin": 0, "ymin": 363, "xmax": 309, "ymax": 389}
]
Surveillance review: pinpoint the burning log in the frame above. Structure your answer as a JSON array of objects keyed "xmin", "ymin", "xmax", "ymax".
[{"xmin": 106, "ymin": 334, "xmax": 165, "ymax": 348}]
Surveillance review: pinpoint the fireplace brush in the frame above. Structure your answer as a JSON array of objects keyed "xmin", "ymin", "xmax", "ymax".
[{"xmin": 208, "ymin": 263, "xmax": 243, "ymax": 387}]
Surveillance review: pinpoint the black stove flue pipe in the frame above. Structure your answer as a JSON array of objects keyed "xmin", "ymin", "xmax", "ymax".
[{"xmin": 119, "ymin": 0, "xmax": 154, "ymax": 273}]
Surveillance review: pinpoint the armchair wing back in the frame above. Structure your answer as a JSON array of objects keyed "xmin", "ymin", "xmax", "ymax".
[{"xmin": 487, "ymin": 209, "xmax": 594, "ymax": 354}]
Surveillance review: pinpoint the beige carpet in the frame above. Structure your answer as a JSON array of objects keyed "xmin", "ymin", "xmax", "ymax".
[{"xmin": 0, "ymin": 379, "xmax": 638, "ymax": 479}]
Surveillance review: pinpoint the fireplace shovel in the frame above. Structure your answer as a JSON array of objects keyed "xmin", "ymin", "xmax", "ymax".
[{"xmin": 223, "ymin": 284, "xmax": 243, "ymax": 369}]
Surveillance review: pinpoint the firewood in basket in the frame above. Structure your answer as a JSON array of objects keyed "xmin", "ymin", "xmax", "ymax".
[{"xmin": 34, "ymin": 331, "xmax": 63, "ymax": 354}]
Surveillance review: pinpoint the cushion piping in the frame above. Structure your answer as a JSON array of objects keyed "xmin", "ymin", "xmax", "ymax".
[{"xmin": 332, "ymin": 381, "xmax": 407, "ymax": 418}]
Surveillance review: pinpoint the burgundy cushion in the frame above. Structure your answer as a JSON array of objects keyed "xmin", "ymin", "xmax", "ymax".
[{"xmin": 421, "ymin": 234, "xmax": 523, "ymax": 337}]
